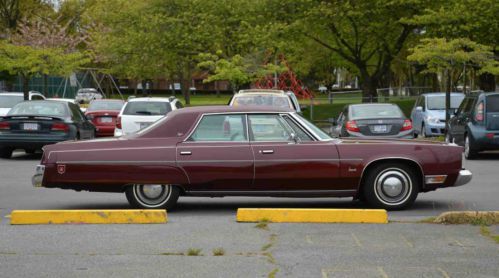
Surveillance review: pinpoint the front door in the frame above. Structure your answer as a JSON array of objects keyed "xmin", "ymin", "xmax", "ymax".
[
  {"xmin": 176, "ymin": 114, "xmax": 253, "ymax": 191},
  {"xmin": 248, "ymin": 114, "xmax": 340, "ymax": 191}
]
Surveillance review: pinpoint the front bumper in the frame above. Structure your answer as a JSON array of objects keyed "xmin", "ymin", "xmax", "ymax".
[
  {"xmin": 32, "ymin": 165, "xmax": 45, "ymax": 187},
  {"xmin": 453, "ymin": 169, "xmax": 472, "ymax": 187}
]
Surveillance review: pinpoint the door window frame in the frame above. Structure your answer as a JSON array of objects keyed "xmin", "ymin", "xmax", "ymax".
[{"xmin": 184, "ymin": 113, "xmax": 249, "ymax": 143}]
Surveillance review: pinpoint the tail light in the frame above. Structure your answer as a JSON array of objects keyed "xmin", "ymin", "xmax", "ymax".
[
  {"xmin": 116, "ymin": 116, "xmax": 122, "ymax": 129},
  {"xmin": 346, "ymin": 120, "xmax": 360, "ymax": 132},
  {"xmin": 0, "ymin": 121, "xmax": 10, "ymax": 130},
  {"xmin": 475, "ymin": 102, "xmax": 484, "ymax": 122},
  {"xmin": 51, "ymin": 123, "xmax": 69, "ymax": 132},
  {"xmin": 400, "ymin": 119, "xmax": 413, "ymax": 131}
]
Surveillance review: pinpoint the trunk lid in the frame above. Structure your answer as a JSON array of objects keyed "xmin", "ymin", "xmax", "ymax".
[
  {"xmin": 121, "ymin": 115, "xmax": 164, "ymax": 135},
  {"xmin": 0, "ymin": 115, "xmax": 68, "ymax": 134},
  {"xmin": 355, "ymin": 118, "xmax": 405, "ymax": 136}
]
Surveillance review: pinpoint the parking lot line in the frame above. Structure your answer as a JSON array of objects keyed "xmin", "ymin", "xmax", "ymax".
[
  {"xmin": 351, "ymin": 233, "xmax": 363, "ymax": 248},
  {"xmin": 377, "ymin": 266, "xmax": 389, "ymax": 278},
  {"xmin": 10, "ymin": 210, "xmax": 167, "ymax": 225},
  {"xmin": 437, "ymin": 267, "xmax": 451, "ymax": 278}
]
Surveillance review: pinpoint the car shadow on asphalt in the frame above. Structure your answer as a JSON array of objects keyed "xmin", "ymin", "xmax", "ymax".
[
  {"xmin": 9, "ymin": 152, "xmax": 42, "ymax": 160},
  {"xmin": 473, "ymin": 152, "xmax": 499, "ymax": 160}
]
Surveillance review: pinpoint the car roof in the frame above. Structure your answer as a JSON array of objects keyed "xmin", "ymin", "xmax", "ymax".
[
  {"xmin": 237, "ymin": 89, "xmax": 287, "ymax": 95},
  {"xmin": 349, "ymin": 103, "xmax": 398, "ymax": 108},
  {"xmin": 173, "ymin": 105, "xmax": 293, "ymax": 115},
  {"xmin": 0, "ymin": 92, "xmax": 41, "ymax": 96},
  {"xmin": 127, "ymin": 97, "xmax": 172, "ymax": 103},
  {"xmin": 90, "ymin": 99, "xmax": 124, "ymax": 102},
  {"xmin": 421, "ymin": 92, "xmax": 464, "ymax": 96}
]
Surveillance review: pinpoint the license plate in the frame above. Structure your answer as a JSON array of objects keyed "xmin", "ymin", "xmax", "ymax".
[
  {"xmin": 23, "ymin": 123, "xmax": 39, "ymax": 131},
  {"xmin": 100, "ymin": 117, "xmax": 113, "ymax": 123},
  {"xmin": 140, "ymin": 122, "xmax": 151, "ymax": 129},
  {"xmin": 373, "ymin": 125, "xmax": 387, "ymax": 133}
]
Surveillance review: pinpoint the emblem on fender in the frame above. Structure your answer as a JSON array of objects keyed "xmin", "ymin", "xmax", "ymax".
[{"xmin": 57, "ymin": 164, "xmax": 66, "ymax": 174}]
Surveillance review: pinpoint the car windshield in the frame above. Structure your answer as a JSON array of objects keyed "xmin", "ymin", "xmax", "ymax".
[
  {"xmin": 233, "ymin": 94, "xmax": 291, "ymax": 109},
  {"xmin": 8, "ymin": 101, "xmax": 67, "ymax": 117},
  {"xmin": 123, "ymin": 101, "xmax": 171, "ymax": 116},
  {"xmin": 427, "ymin": 95, "xmax": 464, "ymax": 110},
  {"xmin": 0, "ymin": 95, "xmax": 23, "ymax": 108},
  {"xmin": 294, "ymin": 113, "xmax": 332, "ymax": 140},
  {"xmin": 486, "ymin": 95, "xmax": 499, "ymax": 112},
  {"xmin": 351, "ymin": 105, "xmax": 403, "ymax": 119},
  {"xmin": 88, "ymin": 100, "xmax": 124, "ymax": 111}
]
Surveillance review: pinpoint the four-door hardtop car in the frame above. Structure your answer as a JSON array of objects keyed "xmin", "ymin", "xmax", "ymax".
[
  {"xmin": 33, "ymin": 106, "xmax": 471, "ymax": 210},
  {"xmin": 411, "ymin": 93, "xmax": 465, "ymax": 137},
  {"xmin": 447, "ymin": 92, "xmax": 499, "ymax": 159},
  {"xmin": 330, "ymin": 103, "xmax": 413, "ymax": 138},
  {"xmin": 0, "ymin": 100, "xmax": 95, "ymax": 158}
]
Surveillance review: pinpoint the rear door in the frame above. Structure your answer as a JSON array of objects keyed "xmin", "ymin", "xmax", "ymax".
[
  {"xmin": 176, "ymin": 114, "xmax": 253, "ymax": 191},
  {"xmin": 249, "ymin": 113, "xmax": 340, "ymax": 191},
  {"xmin": 453, "ymin": 97, "xmax": 475, "ymax": 145},
  {"xmin": 485, "ymin": 94, "xmax": 499, "ymax": 131}
]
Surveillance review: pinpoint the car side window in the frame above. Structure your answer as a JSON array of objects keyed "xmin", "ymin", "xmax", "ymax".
[
  {"xmin": 464, "ymin": 98, "xmax": 476, "ymax": 113},
  {"xmin": 69, "ymin": 103, "xmax": 83, "ymax": 122},
  {"xmin": 281, "ymin": 115, "xmax": 313, "ymax": 141},
  {"xmin": 188, "ymin": 114, "xmax": 247, "ymax": 142},
  {"xmin": 457, "ymin": 98, "xmax": 469, "ymax": 114},
  {"xmin": 249, "ymin": 114, "xmax": 292, "ymax": 142},
  {"xmin": 31, "ymin": 95, "xmax": 44, "ymax": 100}
]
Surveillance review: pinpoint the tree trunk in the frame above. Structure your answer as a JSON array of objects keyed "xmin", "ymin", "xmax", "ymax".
[
  {"xmin": 180, "ymin": 71, "xmax": 191, "ymax": 105},
  {"xmin": 43, "ymin": 74, "xmax": 48, "ymax": 96},
  {"xmin": 21, "ymin": 74, "xmax": 29, "ymax": 100},
  {"xmin": 360, "ymin": 73, "xmax": 378, "ymax": 103},
  {"xmin": 478, "ymin": 73, "xmax": 496, "ymax": 92}
]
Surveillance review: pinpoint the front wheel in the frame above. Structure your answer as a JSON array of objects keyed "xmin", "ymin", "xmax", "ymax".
[
  {"xmin": 125, "ymin": 184, "xmax": 180, "ymax": 209},
  {"xmin": 363, "ymin": 163, "xmax": 419, "ymax": 210},
  {"xmin": 464, "ymin": 134, "xmax": 478, "ymax": 160}
]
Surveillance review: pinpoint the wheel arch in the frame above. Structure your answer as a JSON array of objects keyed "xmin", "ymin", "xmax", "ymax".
[{"xmin": 357, "ymin": 158, "xmax": 424, "ymax": 196}]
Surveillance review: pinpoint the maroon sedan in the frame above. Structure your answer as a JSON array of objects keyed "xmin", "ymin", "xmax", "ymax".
[
  {"xmin": 32, "ymin": 106, "xmax": 472, "ymax": 210},
  {"xmin": 85, "ymin": 99, "xmax": 124, "ymax": 137}
]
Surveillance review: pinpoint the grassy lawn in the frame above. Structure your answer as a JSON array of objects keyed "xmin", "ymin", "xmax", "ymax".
[{"xmin": 111, "ymin": 92, "xmax": 416, "ymax": 122}]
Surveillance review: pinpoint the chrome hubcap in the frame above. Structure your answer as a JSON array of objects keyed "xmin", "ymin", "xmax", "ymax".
[
  {"xmin": 134, "ymin": 184, "xmax": 171, "ymax": 206},
  {"xmin": 375, "ymin": 169, "xmax": 411, "ymax": 205},
  {"xmin": 142, "ymin": 184, "xmax": 164, "ymax": 199}
]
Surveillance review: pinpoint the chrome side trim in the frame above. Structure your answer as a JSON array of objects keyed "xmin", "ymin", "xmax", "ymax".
[
  {"xmin": 184, "ymin": 189, "xmax": 357, "ymax": 196},
  {"xmin": 48, "ymin": 146, "xmax": 176, "ymax": 160},
  {"xmin": 56, "ymin": 161, "xmax": 176, "ymax": 165},
  {"xmin": 453, "ymin": 169, "xmax": 472, "ymax": 187}
]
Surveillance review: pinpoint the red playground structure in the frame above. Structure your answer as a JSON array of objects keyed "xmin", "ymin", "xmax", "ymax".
[{"xmin": 254, "ymin": 55, "xmax": 313, "ymax": 99}]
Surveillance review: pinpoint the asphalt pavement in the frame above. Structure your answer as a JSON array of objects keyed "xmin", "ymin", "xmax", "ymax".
[{"xmin": 0, "ymin": 150, "xmax": 498, "ymax": 277}]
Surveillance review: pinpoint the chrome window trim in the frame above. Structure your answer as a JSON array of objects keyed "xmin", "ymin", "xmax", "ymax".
[{"xmin": 290, "ymin": 112, "xmax": 337, "ymax": 142}]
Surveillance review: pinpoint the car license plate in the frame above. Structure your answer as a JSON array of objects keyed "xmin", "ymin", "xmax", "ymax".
[
  {"xmin": 140, "ymin": 122, "xmax": 151, "ymax": 129},
  {"xmin": 373, "ymin": 125, "xmax": 387, "ymax": 133},
  {"xmin": 23, "ymin": 123, "xmax": 39, "ymax": 131},
  {"xmin": 100, "ymin": 117, "xmax": 112, "ymax": 123}
]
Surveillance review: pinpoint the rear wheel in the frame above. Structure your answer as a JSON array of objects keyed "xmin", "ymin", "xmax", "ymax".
[
  {"xmin": 0, "ymin": 147, "xmax": 13, "ymax": 159},
  {"xmin": 363, "ymin": 163, "xmax": 419, "ymax": 210},
  {"xmin": 464, "ymin": 134, "xmax": 478, "ymax": 160},
  {"xmin": 421, "ymin": 124, "xmax": 427, "ymax": 138},
  {"xmin": 125, "ymin": 184, "xmax": 180, "ymax": 209}
]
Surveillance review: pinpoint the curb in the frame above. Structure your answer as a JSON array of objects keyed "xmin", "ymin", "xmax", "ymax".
[
  {"xmin": 10, "ymin": 210, "xmax": 167, "ymax": 225},
  {"xmin": 236, "ymin": 208, "xmax": 388, "ymax": 224}
]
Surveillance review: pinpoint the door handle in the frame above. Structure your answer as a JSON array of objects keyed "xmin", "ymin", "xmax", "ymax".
[
  {"xmin": 260, "ymin": 150, "xmax": 274, "ymax": 154},
  {"xmin": 180, "ymin": 151, "xmax": 192, "ymax": 155}
]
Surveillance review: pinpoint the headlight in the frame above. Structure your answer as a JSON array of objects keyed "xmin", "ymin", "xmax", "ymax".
[{"xmin": 426, "ymin": 116, "xmax": 441, "ymax": 124}]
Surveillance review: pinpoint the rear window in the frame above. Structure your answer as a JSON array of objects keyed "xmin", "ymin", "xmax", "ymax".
[
  {"xmin": 0, "ymin": 95, "xmax": 23, "ymax": 108},
  {"xmin": 486, "ymin": 95, "xmax": 499, "ymax": 112},
  {"xmin": 232, "ymin": 94, "xmax": 291, "ymax": 109},
  {"xmin": 88, "ymin": 100, "xmax": 124, "ymax": 111},
  {"xmin": 123, "ymin": 101, "xmax": 171, "ymax": 116},
  {"xmin": 8, "ymin": 101, "xmax": 67, "ymax": 117},
  {"xmin": 351, "ymin": 105, "xmax": 403, "ymax": 119}
]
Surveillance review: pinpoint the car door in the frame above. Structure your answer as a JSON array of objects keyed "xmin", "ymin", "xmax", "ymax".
[
  {"xmin": 176, "ymin": 113, "xmax": 253, "ymax": 191},
  {"xmin": 249, "ymin": 113, "xmax": 340, "ymax": 191},
  {"xmin": 453, "ymin": 97, "xmax": 475, "ymax": 145},
  {"xmin": 69, "ymin": 103, "xmax": 94, "ymax": 139}
]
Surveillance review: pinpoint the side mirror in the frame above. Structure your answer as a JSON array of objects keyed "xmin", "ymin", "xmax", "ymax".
[
  {"xmin": 328, "ymin": 117, "xmax": 337, "ymax": 125},
  {"xmin": 416, "ymin": 106, "xmax": 423, "ymax": 112}
]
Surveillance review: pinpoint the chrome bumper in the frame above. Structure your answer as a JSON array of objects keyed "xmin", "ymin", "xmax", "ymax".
[
  {"xmin": 453, "ymin": 169, "xmax": 472, "ymax": 187},
  {"xmin": 32, "ymin": 165, "xmax": 45, "ymax": 187}
]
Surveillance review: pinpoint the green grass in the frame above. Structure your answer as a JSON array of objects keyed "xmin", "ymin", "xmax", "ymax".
[
  {"xmin": 480, "ymin": 226, "xmax": 499, "ymax": 244},
  {"xmin": 212, "ymin": 248, "xmax": 225, "ymax": 256},
  {"xmin": 186, "ymin": 248, "xmax": 202, "ymax": 256}
]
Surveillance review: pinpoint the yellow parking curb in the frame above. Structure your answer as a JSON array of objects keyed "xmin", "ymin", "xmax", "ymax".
[
  {"xmin": 10, "ymin": 210, "xmax": 167, "ymax": 225},
  {"xmin": 236, "ymin": 208, "xmax": 388, "ymax": 224}
]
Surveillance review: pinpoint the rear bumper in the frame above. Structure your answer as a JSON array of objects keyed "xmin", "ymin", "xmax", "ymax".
[
  {"xmin": 424, "ymin": 122, "xmax": 446, "ymax": 136},
  {"xmin": 32, "ymin": 165, "xmax": 45, "ymax": 187},
  {"xmin": 453, "ymin": 169, "xmax": 472, "ymax": 187},
  {"xmin": 346, "ymin": 130, "xmax": 414, "ymax": 139},
  {"xmin": 95, "ymin": 125, "xmax": 116, "ymax": 137}
]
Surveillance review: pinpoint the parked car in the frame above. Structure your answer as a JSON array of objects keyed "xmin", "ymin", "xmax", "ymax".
[
  {"xmin": 75, "ymin": 88, "xmax": 103, "ymax": 105},
  {"xmin": 0, "ymin": 100, "xmax": 95, "ymax": 158},
  {"xmin": 411, "ymin": 93, "xmax": 465, "ymax": 137},
  {"xmin": 330, "ymin": 103, "xmax": 413, "ymax": 138},
  {"xmin": 229, "ymin": 89, "xmax": 302, "ymax": 114},
  {"xmin": 0, "ymin": 91, "xmax": 45, "ymax": 116},
  {"xmin": 33, "ymin": 106, "xmax": 471, "ymax": 210},
  {"xmin": 114, "ymin": 97, "xmax": 182, "ymax": 136},
  {"xmin": 85, "ymin": 99, "xmax": 125, "ymax": 137},
  {"xmin": 447, "ymin": 92, "xmax": 499, "ymax": 159}
]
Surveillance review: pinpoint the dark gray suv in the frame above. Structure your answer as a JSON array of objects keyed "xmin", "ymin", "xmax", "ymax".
[{"xmin": 447, "ymin": 92, "xmax": 499, "ymax": 159}]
